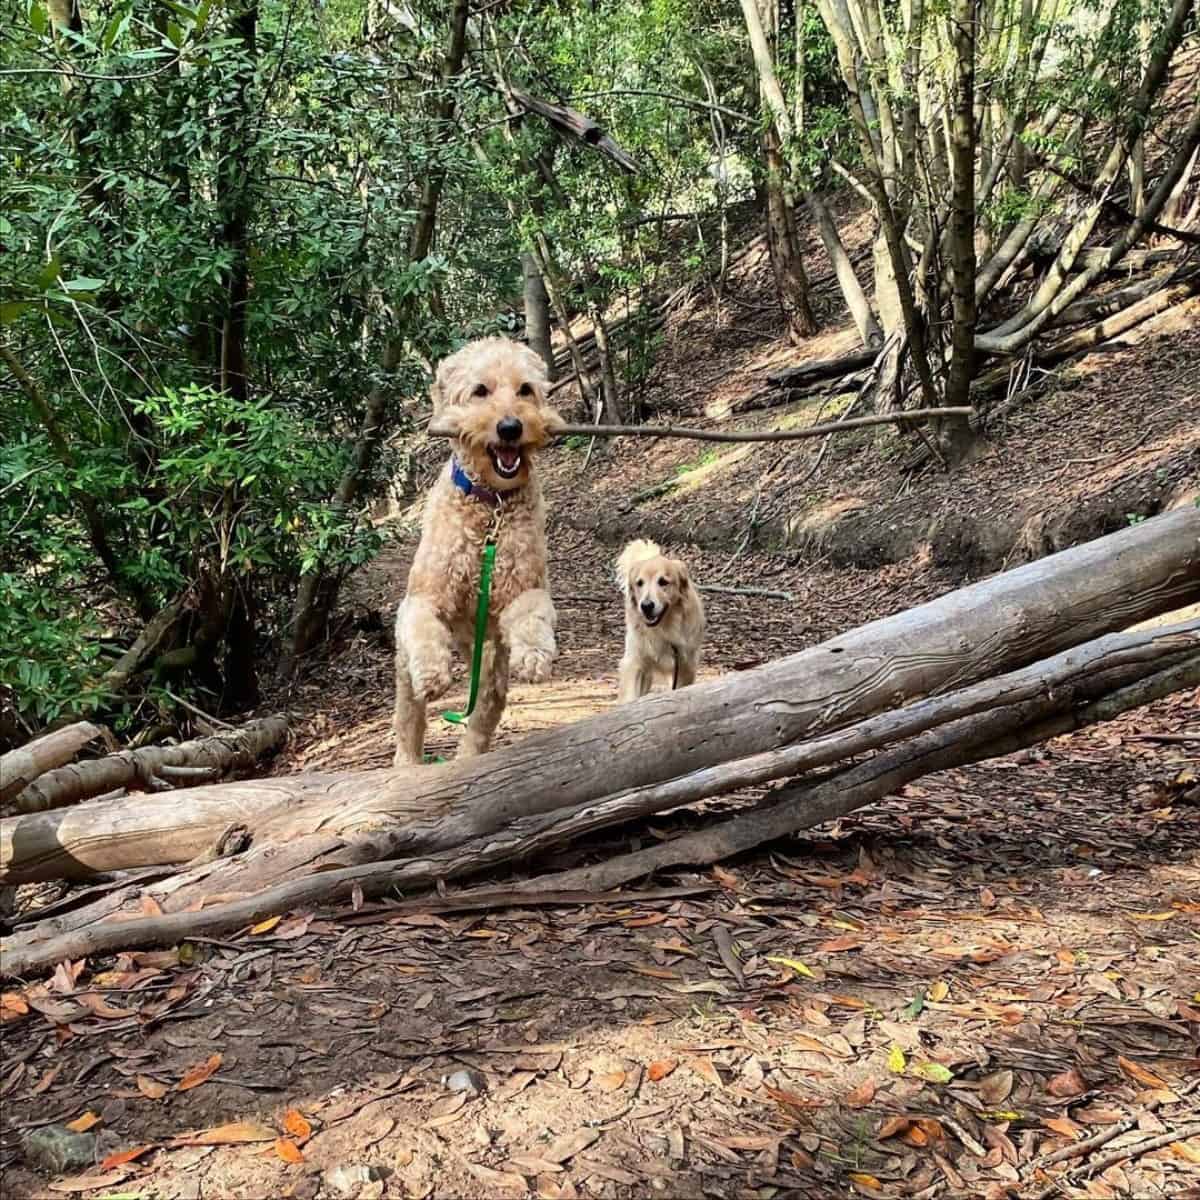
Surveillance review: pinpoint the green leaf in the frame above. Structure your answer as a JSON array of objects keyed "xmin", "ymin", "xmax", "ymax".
[
  {"xmin": 61, "ymin": 277, "xmax": 107, "ymax": 292},
  {"xmin": 766, "ymin": 955, "xmax": 814, "ymax": 979},
  {"xmin": 912, "ymin": 1062, "xmax": 953, "ymax": 1083},
  {"xmin": 35, "ymin": 255, "xmax": 62, "ymax": 291},
  {"xmin": 102, "ymin": 7, "xmax": 131, "ymax": 51},
  {"xmin": 0, "ymin": 301, "xmax": 31, "ymax": 325},
  {"xmin": 28, "ymin": 0, "xmax": 49, "ymax": 35},
  {"xmin": 901, "ymin": 990, "xmax": 925, "ymax": 1020},
  {"xmin": 886, "ymin": 1044, "xmax": 907, "ymax": 1074}
]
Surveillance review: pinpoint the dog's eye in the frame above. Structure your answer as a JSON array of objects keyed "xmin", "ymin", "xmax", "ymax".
[
  {"xmin": 635, "ymin": 579, "xmax": 644, "ymax": 589},
  {"xmin": 517, "ymin": 382, "xmax": 533, "ymax": 397},
  {"xmin": 472, "ymin": 383, "xmax": 489, "ymax": 397},
  {"xmin": 659, "ymin": 577, "xmax": 669, "ymax": 587}
]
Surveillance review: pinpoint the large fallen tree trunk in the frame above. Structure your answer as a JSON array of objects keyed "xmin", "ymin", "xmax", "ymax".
[
  {"xmin": 0, "ymin": 723, "xmax": 103, "ymax": 805},
  {"xmin": 0, "ymin": 508, "xmax": 1197, "ymax": 911},
  {"xmin": 7, "ymin": 716, "xmax": 288, "ymax": 814},
  {"xmin": 3, "ymin": 617, "xmax": 1194, "ymax": 975}
]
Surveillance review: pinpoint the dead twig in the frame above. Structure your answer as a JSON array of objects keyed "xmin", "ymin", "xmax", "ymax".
[{"xmin": 429, "ymin": 408, "xmax": 975, "ymax": 446}]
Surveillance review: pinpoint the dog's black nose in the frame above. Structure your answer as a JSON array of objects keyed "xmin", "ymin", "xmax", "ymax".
[
  {"xmin": 640, "ymin": 600, "xmax": 656, "ymax": 616},
  {"xmin": 497, "ymin": 417, "xmax": 523, "ymax": 443}
]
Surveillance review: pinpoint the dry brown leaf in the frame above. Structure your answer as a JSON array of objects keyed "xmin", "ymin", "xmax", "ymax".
[
  {"xmin": 177, "ymin": 1053, "xmax": 222, "ymax": 1091},
  {"xmin": 902, "ymin": 1125, "xmax": 929, "ymax": 1147},
  {"xmin": 47, "ymin": 1169, "xmax": 130, "ymax": 1194},
  {"xmin": 76, "ymin": 992, "xmax": 136, "ymax": 1019},
  {"xmin": 595, "ymin": 1069, "xmax": 626, "ymax": 1092},
  {"xmin": 690, "ymin": 1057, "xmax": 722, "ymax": 1088},
  {"xmin": 65, "ymin": 1112, "xmax": 100, "ymax": 1133},
  {"xmin": 765, "ymin": 1086, "xmax": 827, "ymax": 1112},
  {"xmin": 847, "ymin": 1172, "xmax": 882, "ymax": 1193},
  {"xmin": 845, "ymin": 1077, "xmax": 877, "ymax": 1108},
  {"xmin": 1116, "ymin": 1056, "xmax": 1169, "ymax": 1089},
  {"xmin": 792, "ymin": 1033, "xmax": 835, "ymax": 1058},
  {"xmin": 625, "ymin": 913, "xmax": 667, "ymax": 927},
  {"xmin": 32, "ymin": 1066, "xmax": 61, "ymax": 1095},
  {"xmin": 711, "ymin": 864, "xmax": 739, "ymax": 890},
  {"xmin": 249, "ymin": 915, "xmax": 281, "ymax": 935},
  {"xmin": 542, "ymin": 1128, "xmax": 600, "ymax": 1165},
  {"xmin": 979, "ymin": 1069, "xmax": 1014, "ymax": 1105},
  {"xmin": 140, "ymin": 894, "xmax": 164, "ymax": 917},
  {"xmin": 816, "ymin": 935, "xmax": 862, "ymax": 953},
  {"xmin": 878, "ymin": 1116, "xmax": 911, "ymax": 1139},
  {"xmin": 169, "ymin": 1121, "xmax": 276, "ymax": 1146},
  {"xmin": 928, "ymin": 980, "xmax": 949, "ymax": 1003},
  {"xmin": 1046, "ymin": 1067, "xmax": 1088, "ymax": 1097},
  {"xmin": 274, "ymin": 1137, "xmax": 304, "ymax": 1164},
  {"xmin": 647, "ymin": 1059, "xmax": 677, "ymax": 1081},
  {"xmin": 136, "ymin": 1074, "xmax": 169, "ymax": 1100},
  {"xmin": 99, "ymin": 1145, "xmax": 154, "ymax": 1170},
  {"xmin": 1170, "ymin": 1140, "xmax": 1200, "ymax": 1164},
  {"xmin": 0, "ymin": 991, "xmax": 30, "ymax": 1021},
  {"xmin": 282, "ymin": 1110, "xmax": 312, "ymax": 1141},
  {"xmin": 1043, "ymin": 1116, "xmax": 1082, "ymax": 1140},
  {"xmin": 628, "ymin": 965, "xmax": 680, "ymax": 980}
]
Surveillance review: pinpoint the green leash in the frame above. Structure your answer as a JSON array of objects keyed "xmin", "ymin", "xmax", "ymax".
[{"xmin": 442, "ymin": 538, "xmax": 497, "ymax": 725}]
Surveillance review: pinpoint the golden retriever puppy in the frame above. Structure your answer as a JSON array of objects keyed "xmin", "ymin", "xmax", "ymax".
[
  {"xmin": 615, "ymin": 539, "xmax": 705, "ymax": 703},
  {"xmin": 393, "ymin": 337, "xmax": 565, "ymax": 765}
]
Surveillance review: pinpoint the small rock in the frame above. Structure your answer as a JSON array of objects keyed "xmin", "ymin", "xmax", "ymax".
[
  {"xmin": 323, "ymin": 1164, "xmax": 389, "ymax": 1198},
  {"xmin": 443, "ymin": 1067, "xmax": 487, "ymax": 1097},
  {"xmin": 23, "ymin": 1125, "xmax": 96, "ymax": 1174}
]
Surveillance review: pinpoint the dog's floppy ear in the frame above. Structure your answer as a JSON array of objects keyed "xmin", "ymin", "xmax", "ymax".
[{"xmin": 673, "ymin": 559, "xmax": 690, "ymax": 590}]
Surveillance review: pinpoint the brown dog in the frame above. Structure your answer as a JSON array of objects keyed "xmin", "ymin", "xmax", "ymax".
[
  {"xmin": 615, "ymin": 539, "xmax": 705, "ymax": 703},
  {"xmin": 393, "ymin": 337, "xmax": 565, "ymax": 765}
]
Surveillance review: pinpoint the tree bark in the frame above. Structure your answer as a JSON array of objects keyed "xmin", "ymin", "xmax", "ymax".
[
  {"xmin": 5, "ymin": 717, "xmax": 287, "ymax": 815},
  {"xmin": 805, "ymin": 193, "xmax": 881, "ymax": 347},
  {"xmin": 0, "ymin": 724, "xmax": 103, "ymax": 805},
  {"xmin": 2, "ymin": 509, "xmax": 1197, "ymax": 893}
]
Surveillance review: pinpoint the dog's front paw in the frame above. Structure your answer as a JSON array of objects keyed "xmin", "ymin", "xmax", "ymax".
[
  {"xmin": 510, "ymin": 630, "xmax": 556, "ymax": 683},
  {"xmin": 410, "ymin": 656, "xmax": 453, "ymax": 702}
]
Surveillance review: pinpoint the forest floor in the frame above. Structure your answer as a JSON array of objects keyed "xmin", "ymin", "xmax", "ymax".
[{"xmin": 3, "ymin": 223, "xmax": 1199, "ymax": 1199}]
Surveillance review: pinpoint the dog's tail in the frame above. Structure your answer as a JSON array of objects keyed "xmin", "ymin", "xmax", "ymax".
[{"xmin": 615, "ymin": 539, "xmax": 661, "ymax": 596}]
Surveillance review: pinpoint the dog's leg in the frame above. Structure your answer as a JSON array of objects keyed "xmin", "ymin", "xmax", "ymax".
[
  {"xmin": 392, "ymin": 609, "xmax": 427, "ymax": 767},
  {"xmin": 617, "ymin": 653, "xmax": 652, "ymax": 703},
  {"xmin": 458, "ymin": 639, "xmax": 510, "ymax": 759},
  {"xmin": 673, "ymin": 649, "xmax": 699, "ymax": 690},
  {"xmin": 397, "ymin": 595, "xmax": 455, "ymax": 702},
  {"xmin": 500, "ymin": 588, "xmax": 557, "ymax": 683}
]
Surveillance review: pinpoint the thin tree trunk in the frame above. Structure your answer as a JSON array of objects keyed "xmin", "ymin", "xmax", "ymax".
[
  {"xmin": 764, "ymin": 139, "xmax": 820, "ymax": 340},
  {"xmin": 521, "ymin": 251, "xmax": 555, "ymax": 377},
  {"xmin": 806, "ymin": 193, "xmax": 881, "ymax": 346},
  {"xmin": 941, "ymin": 0, "xmax": 978, "ymax": 460}
]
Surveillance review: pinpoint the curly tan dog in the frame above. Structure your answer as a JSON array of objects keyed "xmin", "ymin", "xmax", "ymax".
[
  {"xmin": 615, "ymin": 539, "xmax": 705, "ymax": 703},
  {"xmin": 393, "ymin": 337, "xmax": 566, "ymax": 765}
]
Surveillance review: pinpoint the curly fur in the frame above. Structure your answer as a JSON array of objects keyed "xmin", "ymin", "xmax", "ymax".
[
  {"xmin": 615, "ymin": 539, "xmax": 705, "ymax": 703},
  {"xmin": 393, "ymin": 337, "xmax": 566, "ymax": 765}
]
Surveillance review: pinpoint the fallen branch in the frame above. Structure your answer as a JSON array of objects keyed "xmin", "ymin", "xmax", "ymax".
[
  {"xmin": 3, "ymin": 619, "xmax": 1195, "ymax": 974},
  {"xmin": 765, "ymin": 347, "xmax": 880, "ymax": 388},
  {"xmin": 0, "ymin": 723, "xmax": 103, "ymax": 804},
  {"xmin": 95, "ymin": 597, "xmax": 184, "ymax": 697},
  {"xmin": 7, "ymin": 716, "xmax": 287, "ymax": 815},
  {"xmin": 431, "ymin": 408, "xmax": 975, "ymax": 446}
]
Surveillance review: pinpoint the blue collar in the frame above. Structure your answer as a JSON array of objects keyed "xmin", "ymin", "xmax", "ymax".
[{"xmin": 450, "ymin": 456, "xmax": 504, "ymax": 508}]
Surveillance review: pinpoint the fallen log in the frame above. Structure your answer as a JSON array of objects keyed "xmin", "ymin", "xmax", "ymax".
[
  {"xmin": 0, "ymin": 723, "xmax": 103, "ymax": 805},
  {"xmin": 0, "ymin": 508, "xmax": 1196, "ymax": 902},
  {"xmin": 3, "ymin": 620, "xmax": 1195, "ymax": 975},
  {"xmin": 973, "ymin": 269, "xmax": 1200, "ymax": 402},
  {"xmin": 6, "ymin": 716, "xmax": 288, "ymax": 815},
  {"xmin": 533, "ymin": 652, "xmax": 1200, "ymax": 894},
  {"xmin": 765, "ymin": 347, "xmax": 879, "ymax": 388}
]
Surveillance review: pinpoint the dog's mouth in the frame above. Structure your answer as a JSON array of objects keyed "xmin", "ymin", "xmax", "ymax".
[
  {"xmin": 488, "ymin": 444, "xmax": 524, "ymax": 479},
  {"xmin": 641, "ymin": 606, "xmax": 666, "ymax": 627}
]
